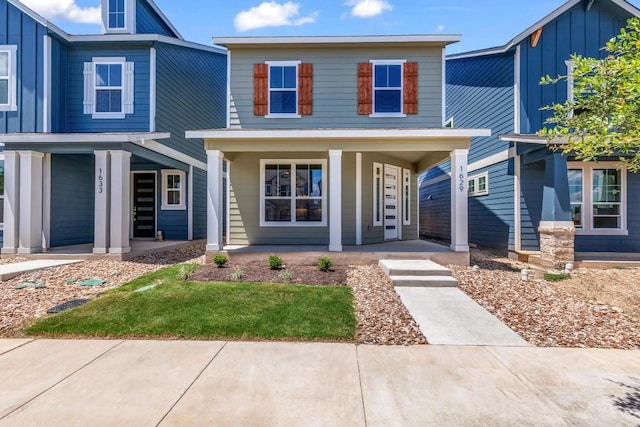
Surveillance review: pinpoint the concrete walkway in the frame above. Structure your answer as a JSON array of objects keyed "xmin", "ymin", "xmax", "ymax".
[
  {"xmin": 0, "ymin": 339, "xmax": 638, "ymax": 426},
  {"xmin": 396, "ymin": 287, "xmax": 529, "ymax": 346},
  {"xmin": 0, "ymin": 260, "xmax": 83, "ymax": 281}
]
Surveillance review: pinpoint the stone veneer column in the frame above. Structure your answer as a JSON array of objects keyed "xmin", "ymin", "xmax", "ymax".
[{"xmin": 538, "ymin": 222, "xmax": 575, "ymax": 269}]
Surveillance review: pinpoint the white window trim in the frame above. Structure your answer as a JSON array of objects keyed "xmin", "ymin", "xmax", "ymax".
[
  {"xmin": 161, "ymin": 169, "xmax": 186, "ymax": 210},
  {"xmin": 84, "ymin": 57, "xmax": 134, "ymax": 120},
  {"xmin": 468, "ymin": 172, "xmax": 489, "ymax": 197},
  {"xmin": 0, "ymin": 45, "xmax": 18, "ymax": 112},
  {"xmin": 369, "ymin": 59, "xmax": 406, "ymax": 118},
  {"xmin": 373, "ymin": 162, "xmax": 383, "ymax": 226},
  {"xmin": 403, "ymin": 168, "xmax": 411, "ymax": 226},
  {"xmin": 259, "ymin": 159, "xmax": 327, "ymax": 227},
  {"xmin": 265, "ymin": 60, "xmax": 301, "ymax": 119},
  {"xmin": 569, "ymin": 161, "xmax": 628, "ymax": 236}
]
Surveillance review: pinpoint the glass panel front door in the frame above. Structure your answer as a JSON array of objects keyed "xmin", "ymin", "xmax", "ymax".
[
  {"xmin": 384, "ymin": 165, "xmax": 400, "ymax": 240},
  {"xmin": 133, "ymin": 173, "xmax": 156, "ymax": 238}
]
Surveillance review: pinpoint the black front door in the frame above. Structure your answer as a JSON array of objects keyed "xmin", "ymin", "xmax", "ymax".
[{"xmin": 133, "ymin": 173, "xmax": 156, "ymax": 238}]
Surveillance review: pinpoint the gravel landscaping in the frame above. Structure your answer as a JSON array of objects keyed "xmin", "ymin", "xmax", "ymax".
[{"xmin": 453, "ymin": 250, "xmax": 640, "ymax": 350}]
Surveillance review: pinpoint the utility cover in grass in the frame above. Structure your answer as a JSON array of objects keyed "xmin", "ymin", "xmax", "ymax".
[
  {"xmin": 78, "ymin": 279, "xmax": 106, "ymax": 287},
  {"xmin": 47, "ymin": 299, "xmax": 91, "ymax": 314},
  {"xmin": 14, "ymin": 281, "xmax": 45, "ymax": 290}
]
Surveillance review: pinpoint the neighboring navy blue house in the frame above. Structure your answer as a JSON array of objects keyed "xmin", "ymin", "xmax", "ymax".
[
  {"xmin": 0, "ymin": 0, "xmax": 226, "ymax": 255},
  {"xmin": 420, "ymin": 0, "xmax": 640, "ymax": 267}
]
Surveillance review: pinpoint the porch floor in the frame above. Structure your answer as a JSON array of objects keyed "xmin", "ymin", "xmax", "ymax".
[
  {"xmin": 2, "ymin": 240, "xmax": 203, "ymax": 261},
  {"xmin": 220, "ymin": 240, "xmax": 469, "ymax": 266}
]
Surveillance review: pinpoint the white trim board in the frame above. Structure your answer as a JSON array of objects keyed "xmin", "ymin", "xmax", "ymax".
[{"xmin": 187, "ymin": 128, "xmax": 491, "ymax": 140}]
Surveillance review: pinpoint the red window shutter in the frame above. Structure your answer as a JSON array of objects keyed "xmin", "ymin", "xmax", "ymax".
[
  {"xmin": 358, "ymin": 62, "xmax": 373, "ymax": 115},
  {"xmin": 403, "ymin": 62, "xmax": 419, "ymax": 115},
  {"xmin": 298, "ymin": 63, "xmax": 313, "ymax": 116},
  {"xmin": 254, "ymin": 63, "xmax": 269, "ymax": 116}
]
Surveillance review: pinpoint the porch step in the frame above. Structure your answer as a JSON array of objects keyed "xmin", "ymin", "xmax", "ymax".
[
  {"xmin": 379, "ymin": 259, "xmax": 458, "ymax": 288},
  {"xmin": 389, "ymin": 275, "xmax": 458, "ymax": 287}
]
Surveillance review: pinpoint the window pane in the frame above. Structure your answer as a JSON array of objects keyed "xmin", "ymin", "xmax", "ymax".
[
  {"xmin": 593, "ymin": 216, "xmax": 620, "ymax": 229},
  {"xmin": 96, "ymin": 64, "xmax": 109, "ymax": 86},
  {"xmin": 265, "ymin": 199, "xmax": 291, "ymax": 222},
  {"xmin": 270, "ymin": 91, "xmax": 296, "ymax": 114},
  {"xmin": 374, "ymin": 65, "xmax": 388, "ymax": 88},
  {"xmin": 374, "ymin": 90, "xmax": 401, "ymax": 113},
  {"xmin": 468, "ymin": 179, "xmax": 475, "ymax": 194},
  {"xmin": 168, "ymin": 190, "xmax": 180, "ymax": 205},
  {"xmin": 283, "ymin": 66, "xmax": 296, "ymax": 89},
  {"xmin": 568, "ymin": 169, "xmax": 582, "ymax": 203},
  {"xmin": 96, "ymin": 89, "xmax": 122, "ymax": 113},
  {"xmin": 0, "ymin": 80, "xmax": 8, "ymax": 105},
  {"xmin": 110, "ymin": 65, "xmax": 122, "ymax": 86},
  {"xmin": 169, "ymin": 174, "xmax": 181, "ymax": 190},
  {"xmin": 571, "ymin": 205, "xmax": 582, "ymax": 228},
  {"xmin": 310, "ymin": 164, "xmax": 322, "ymax": 196},
  {"xmin": 265, "ymin": 164, "xmax": 278, "ymax": 196},
  {"xmin": 592, "ymin": 169, "xmax": 621, "ymax": 202},
  {"xmin": 477, "ymin": 176, "xmax": 486, "ymax": 191},
  {"xmin": 296, "ymin": 200, "xmax": 322, "ymax": 222},
  {"xmin": 270, "ymin": 66, "xmax": 283, "ymax": 89},
  {"xmin": 296, "ymin": 165, "xmax": 309, "ymax": 197},
  {"xmin": 0, "ymin": 52, "xmax": 8, "ymax": 76},
  {"xmin": 388, "ymin": 65, "xmax": 402, "ymax": 87}
]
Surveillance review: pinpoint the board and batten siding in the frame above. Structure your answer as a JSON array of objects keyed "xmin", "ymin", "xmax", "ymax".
[
  {"xmin": 50, "ymin": 154, "xmax": 95, "ymax": 247},
  {"xmin": 0, "ymin": 0, "xmax": 46, "ymax": 133},
  {"xmin": 192, "ymin": 167, "xmax": 207, "ymax": 240},
  {"xmin": 519, "ymin": 0, "xmax": 630, "ymax": 134},
  {"xmin": 468, "ymin": 160, "xmax": 515, "ymax": 250},
  {"xmin": 135, "ymin": 0, "xmax": 175, "ymax": 36},
  {"xmin": 155, "ymin": 43, "xmax": 227, "ymax": 163},
  {"xmin": 229, "ymin": 46, "xmax": 443, "ymax": 129},
  {"xmin": 65, "ymin": 45, "xmax": 150, "ymax": 133},
  {"xmin": 446, "ymin": 52, "xmax": 514, "ymax": 165},
  {"xmin": 50, "ymin": 37, "xmax": 69, "ymax": 133}
]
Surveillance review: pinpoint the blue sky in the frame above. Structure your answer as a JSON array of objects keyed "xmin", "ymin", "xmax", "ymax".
[{"xmin": 21, "ymin": 0, "xmax": 640, "ymax": 53}]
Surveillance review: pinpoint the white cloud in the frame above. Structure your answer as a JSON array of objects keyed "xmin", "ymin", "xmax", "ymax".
[
  {"xmin": 21, "ymin": 0, "xmax": 101, "ymax": 24},
  {"xmin": 345, "ymin": 0, "xmax": 392, "ymax": 18},
  {"xmin": 234, "ymin": 2, "xmax": 318, "ymax": 32},
  {"xmin": 436, "ymin": 24, "xmax": 445, "ymax": 33}
]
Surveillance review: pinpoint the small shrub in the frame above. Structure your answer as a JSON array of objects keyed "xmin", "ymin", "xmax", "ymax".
[
  {"xmin": 318, "ymin": 257, "xmax": 333, "ymax": 272},
  {"xmin": 177, "ymin": 264, "xmax": 197, "ymax": 281},
  {"xmin": 213, "ymin": 254, "xmax": 228, "ymax": 268},
  {"xmin": 279, "ymin": 270, "xmax": 294, "ymax": 281},
  {"xmin": 230, "ymin": 266, "xmax": 244, "ymax": 281},
  {"xmin": 544, "ymin": 272, "xmax": 570, "ymax": 282},
  {"xmin": 268, "ymin": 255, "xmax": 284, "ymax": 270}
]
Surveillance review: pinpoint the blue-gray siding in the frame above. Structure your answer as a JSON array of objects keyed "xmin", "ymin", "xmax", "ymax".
[
  {"xmin": 0, "ymin": 0, "xmax": 46, "ymax": 133},
  {"xmin": 136, "ymin": 0, "xmax": 175, "ymax": 37},
  {"xmin": 155, "ymin": 43, "xmax": 227, "ymax": 163},
  {"xmin": 65, "ymin": 45, "xmax": 151, "ymax": 133},
  {"xmin": 519, "ymin": 1, "xmax": 629, "ymax": 134},
  {"xmin": 419, "ymin": 178, "xmax": 450, "ymax": 241},
  {"xmin": 446, "ymin": 52, "xmax": 514, "ymax": 164},
  {"xmin": 193, "ymin": 167, "xmax": 207, "ymax": 240},
  {"xmin": 50, "ymin": 154, "xmax": 95, "ymax": 247},
  {"xmin": 519, "ymin": 159, "xmax": 544, "ymax": 251},
  {"xmin": 50, "ymin": 37, "xmax": 68, "ymax": 133}
]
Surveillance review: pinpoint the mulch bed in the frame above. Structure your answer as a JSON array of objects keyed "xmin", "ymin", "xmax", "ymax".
[{"xmin": 190, "ymin": 262, "xmax": 349, "ymax": 286}]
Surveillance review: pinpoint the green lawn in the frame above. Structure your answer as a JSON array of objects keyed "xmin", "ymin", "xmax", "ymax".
[{"xmin": 25, "ymin": 265, "xmax": 356, "ymax": 341}]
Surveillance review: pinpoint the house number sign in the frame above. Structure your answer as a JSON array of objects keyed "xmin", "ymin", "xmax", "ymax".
[
  {"xmin": 459, "ymin": 166, "xmax": 466, "ymax": 193},
  {"xmin": 98, "ymin": 168, "xmax": 104, "ymax": 194}
]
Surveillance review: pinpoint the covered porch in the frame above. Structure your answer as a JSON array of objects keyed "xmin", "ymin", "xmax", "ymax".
[{"xmin": 187, "ymin": 127, "xmax": 491, "ymax": 260}]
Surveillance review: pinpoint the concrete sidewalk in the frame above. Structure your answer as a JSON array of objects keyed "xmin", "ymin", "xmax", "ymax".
[
  {"xmin": 0, "ymin": 260, "xmax": 83, "ymax": 281},
  {"xmin": 0, "ymin": 339, "xmax": 638, "ymax": 426}
]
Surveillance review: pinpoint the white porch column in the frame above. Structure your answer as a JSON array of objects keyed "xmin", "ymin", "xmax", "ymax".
[
  {"xmin": 207, "ymin": 150, "xmax": 224, "ymax": 251},
  {"xmin": 329, "ymin": 150, "xmax": 343, "ymax": 252},
  {"xmin": 450, "ymin": 149, "xmax": 469, "ymax": 252},
  {"xmin": 94, "ymin": 151, "xmax": 110, "ymax": 254},
  {"xmin": 17, "ymin": 151, "xmax": 44, "ymax": 254},
  {"xmin": 109, "ymin": 150, "xmax": 131, "ymax": 254},
  {"xmin": 1, "ymin": 151, "xmax": 19, "ymax": 254}
]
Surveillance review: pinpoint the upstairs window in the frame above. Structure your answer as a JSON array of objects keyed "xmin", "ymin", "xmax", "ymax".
[
  {"xmin": 83, "ymin": 57, "xmax": 134, "ymax": 119},
  {"xmin": 254, "ymin": 61, "xmax": 313, "ymax": 118},
  {"xmin": 0, "ymin": 45, "xmax": 17, "ymax": 111},
  {"xmin": 108, "ymin": 0, "xmax": 126, "ymax": 29},
  {"xmin": 358, "ymin": 60, "xmax": 418, "ymax": 116}
]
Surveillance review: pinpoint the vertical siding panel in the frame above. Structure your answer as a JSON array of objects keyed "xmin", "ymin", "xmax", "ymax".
[{"xmin": 135, "ymin": 0, "xmax": 174, "ymax": 36}]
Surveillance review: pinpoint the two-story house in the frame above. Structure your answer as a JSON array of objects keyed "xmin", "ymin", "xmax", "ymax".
[
  {"xmin": 187, "ymin": 36, "xmax": 489, "ymax": 256},
  {"xmin": 420, "ymin": 0, "xmax": 640, "ymax": 267},
  {"xmin": 0, "ymin": 0, "xmax": 227, "ymax": 256}
]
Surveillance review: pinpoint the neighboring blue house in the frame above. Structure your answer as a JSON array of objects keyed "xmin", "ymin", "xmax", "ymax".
[
  {"xmin": 420, "ymin": 0, "xmax": 640, "ymax": 267},
  {"xmin": 0, "ymin": 0, "xmax": 226, "ymax": 255}
]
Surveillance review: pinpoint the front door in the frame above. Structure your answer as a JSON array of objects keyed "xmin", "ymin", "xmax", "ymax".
[
  {"xmin": 133, "ymin": 172, "xmax": 156, "ymax": 238},
  {"xmin": 384, "ymin": 165, "xmax": 400, "ymax": 240}
]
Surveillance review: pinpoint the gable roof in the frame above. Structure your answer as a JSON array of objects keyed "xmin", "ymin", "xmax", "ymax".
[
  {"xmin": 142, "ymin": 0, "xmax": 183, "ymax": 40},
  {"xmin": 448, "ymin": 0, "xmax": 640, "ymax": 60}
]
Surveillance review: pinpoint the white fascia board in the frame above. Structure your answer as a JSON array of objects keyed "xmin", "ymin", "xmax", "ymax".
[
  {"xmin": 70, "ymin": 34, "xmax": 227, "ymax": 55},
  {"xmin": 214, "ymin": 34, "xmax": 462, "ymax": 47},
  {"xmin": 7, "ymin": 0, "xmax": 70, "ymax": 40},
  {"xmin": 131, "ymin": 139, "xmax": 207, "ymax": 170},
  {"xmin": 144, "ymin": 0, "xmax": 184, "ymax": 40},
  {"xmin": 186, "ymin": 128, "xmax": 491, "ymax": 140},
  {"xmin": 499, "ymin": 134, "xmax": 550, "ymax": 144},
  {"xmin": 0, "ymin": 132, "xmax": 170, "ymax": 143}
]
